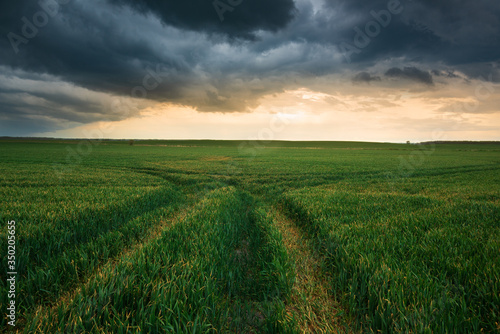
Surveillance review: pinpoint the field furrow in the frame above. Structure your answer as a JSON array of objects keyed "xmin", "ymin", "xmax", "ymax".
[
  {"xmin": 22, "ymin": 188, "xmax": 298, "ymax": 333},
  {"xmin": 272, "ymin": 207, "xmax": 352, "ymax": 334},
  {"xmin": 20, "ymin": 200, "xmax": 193, "ymax": 332},
  {"xmin": 280, "ymin": 189, "xmax": 500, "ymax": 333}
]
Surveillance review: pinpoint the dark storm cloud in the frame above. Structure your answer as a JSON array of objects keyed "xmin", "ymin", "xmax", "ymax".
[
  {"xmin": 0, "ymin": 0, "xmax": 217, "ymax": 117},
  {"xmin": 431, "ymin": 70, "xmax": 460, "ymax": 79},
  {"xmin": 109, "ymin": 0, "xmax": 297, "ymax": 39},
  {"xmin": 0, "ymin": 0, "xmax": 499, "ymax": 135},
  {"xmin": 0, "ymin": 0, "xmax": 299, "ymax": 115},
  {"xmin": 352, "ymin": 72, "xmax": 381, "ymax": 83},
  {"xmin": 321, "ymin": 0, "xmax": 500, "ymax": 66},
  {"xmin": 0, "ymin": 111, "xmax": 57, "ymax": 136},
  {"xmin": 0, "ymin": 67, "xmax": 144, "ymax": 135},
  {"xmin": 385, "ymin": 66, "xmax": 433, "ymax": 85}
]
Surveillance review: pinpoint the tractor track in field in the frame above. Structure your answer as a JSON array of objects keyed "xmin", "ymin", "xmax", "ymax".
[
  {"xmin": 272, "ymin": 206, "xmax": 355, "ymax": 334},
  {"xmin": 21, "ymin": 201, "xmax": 195, "ymax": 333},
  {"xmin": 22, "ymin": 184, "xmax": 354, "ymax": 333}
]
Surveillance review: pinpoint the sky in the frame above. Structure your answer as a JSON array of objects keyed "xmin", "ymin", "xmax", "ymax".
[{"xmin": 1, "ymin": 0, "xmax": 499, "ymax": 142}]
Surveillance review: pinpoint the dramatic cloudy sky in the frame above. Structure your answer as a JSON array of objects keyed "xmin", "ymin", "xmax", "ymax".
[{"xmin": 1, "ymin": 0, "xmax": 499, "ymax": 141}]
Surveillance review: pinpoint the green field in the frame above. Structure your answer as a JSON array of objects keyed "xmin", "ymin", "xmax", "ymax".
[{"xmin": 1, "ymin": 139, "xmax": 499, "ymax": 333}]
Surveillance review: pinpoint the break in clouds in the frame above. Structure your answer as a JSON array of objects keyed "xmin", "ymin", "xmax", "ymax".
[{"xmin": 1, "ymin": 0, "xmax": 500, "ymax": 135}]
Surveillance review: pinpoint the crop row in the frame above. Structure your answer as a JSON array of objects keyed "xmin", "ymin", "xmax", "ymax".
[
  {"xmin": 21, "ymin": 187, "xmax": 295, "ymax": 332},
  {"xmin": 281, "ymin": 189, "xmax": 499, "ymax": 333},
  {"xmin": 0, "ymin": 182, "xmax": 185, "ymax": 328}
]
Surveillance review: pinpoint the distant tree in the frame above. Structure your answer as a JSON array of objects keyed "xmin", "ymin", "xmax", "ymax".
[
  {"xmin": 406, "ymin": 140, "xmax": 411, "ymax": 145},
  {"xmin": 129, "ymin": 140, "xmax": 134, "ymax": 146}
]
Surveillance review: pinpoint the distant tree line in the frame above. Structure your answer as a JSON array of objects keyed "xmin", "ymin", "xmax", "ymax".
[{"xmin": 419, "ymin": 141, "xmax": 500, "ymax": 145}]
